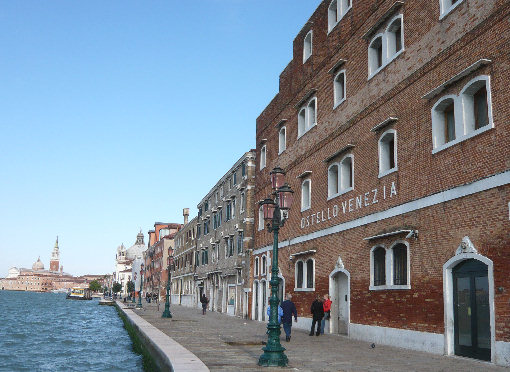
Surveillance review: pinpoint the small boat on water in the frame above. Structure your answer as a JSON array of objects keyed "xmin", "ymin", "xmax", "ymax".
[{"xmin": 66, "ymin": 287, "xmax": 92, "ymax": 300}]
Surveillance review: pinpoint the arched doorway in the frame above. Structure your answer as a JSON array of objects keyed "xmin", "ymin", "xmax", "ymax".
[
  {"xmin": 453, "ymin": 259, "xmax": 490, "ymax": 361},
  {"xmin": 329, "ymin": 267, "xmax": 350, "ymax": 335}
]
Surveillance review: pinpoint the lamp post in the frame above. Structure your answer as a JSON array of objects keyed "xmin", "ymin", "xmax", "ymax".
[
  {"xmin": 258, "ymin": 167, "xmax": 294, "ymax": 367},
  {"xmin": 137, "ymin": 263, "xmax": 144, "ymax": 309},
  {"xmin": 162, "ymin": 255, "xmax": 174, "ymax": 318},
  {"xmin": 133, "ymin": 272, "xmax": 137, "ymax": 303}
]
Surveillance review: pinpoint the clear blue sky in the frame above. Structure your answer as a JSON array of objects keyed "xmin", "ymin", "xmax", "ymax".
[{"xmin": 0, "ymin": 0, "xmax": 322, "ymax": 276}]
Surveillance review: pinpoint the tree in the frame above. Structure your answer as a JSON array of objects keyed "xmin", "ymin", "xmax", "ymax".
[
  {"xmin": 127, "ymin": 280, "xmax": 135, "ymax": 294},
  {"xmin": 112, "ymin": 282, "xmax": 122, "ymax": 294},
  {"xmin": 89, "ymin": 280, "xmax": 102, "ymax": 292}
]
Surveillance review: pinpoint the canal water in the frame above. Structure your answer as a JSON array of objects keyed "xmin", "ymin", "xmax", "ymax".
[{"xmin": 0, "ymin": 291, "xmax": 143, "ymax": 371}]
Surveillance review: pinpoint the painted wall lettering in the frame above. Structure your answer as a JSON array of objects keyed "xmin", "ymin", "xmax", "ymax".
[{"xmin": 300, "ymin": 181, "xmax": 398, "ymax": 229}]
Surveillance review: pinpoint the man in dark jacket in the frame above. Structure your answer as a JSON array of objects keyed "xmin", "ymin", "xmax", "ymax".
[
  {"xmin": 200, "ymin": 293, "xmax": 209, "ymax": 315},
  {"xmin": 280, "ymin": 293, "xmax": 298, "ymax": 342},
  {"xmin": 309, "ymin": 294, "xmax": 324, "ymax": 336}
]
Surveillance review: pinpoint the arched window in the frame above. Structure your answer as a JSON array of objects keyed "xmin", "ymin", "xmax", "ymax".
[
  {"xmin": 296, "ymin": 261, "xmax": 304, "ymax": 288},
  {"xmin": 334, "ymin": 70, "xmax": 346, "ymax": 107},
  {"xmin": 278, "ymin": 126, "xmax": 286, "ymax": 154},
  {"xmin": 378, "ymin": 129, "xmax": 397, "ymax": 177},
  {"xmin": 432, "ymin": 96, "xmax": 457, "ymax": 148},
  {"xmin": 373, "ymin": 247, "xmax": 386, "ymax": 286},
  {"xmin": 307, "ymin": 98, "xmax": 317, "ymax": 128},
  {"xmin": 260, "ymin": 145, "xmax": 266, "ymax": 170},
  {"xmin": 306, "ymin": 259, "xmax": 314, "ymax": 288},
  {"xmin": 301, "ymin": 179, "xmax": 311, "ymax": 211},
  {"xmin": 303, "ymin": 30, "xmax": 312, "ymax": 63},
  {"xmin": 328, "ymin": 164, "xmax": 339, "ymax": 197},
  {"xmin": 258, "ymin": 205, "xmax": 264, "ymax": 231},
  {"xmin": 261, "ymin": 255, "xmax": 267, "ymax": 275},
  {"xmin": 254, "ymin": 257, "xmax": 259, "ymax": 276},
  {"xmin": 460, "ymin": 76, "xmax": 492, "ymax": 133},
  {"xmin": 340, "ymin": 155, "xmax": 353, "ymax": 191},
  {"xmin": 368, "ymin": 35, "xmax": 383, "ymax": 76},
  {"xmin": 392, "ymin": 243, "xmax": 408, "ymax": 285},
  {"xmin": 328, "ymin": 0, "xmax": 338, "ymax": 32},
  {"xmin": 328, "ymin": 0, "xmax": 352, "ymax": 32},
  {"xmin": 298, "ymin": 108, "xmax": 306, "ymax": 137},
  {"xmin": 386, "ymin": 16, "xmax": 404, "ymax": 58},
  {"xmin": 439, "ymin": 0, "xmax": 463, "ymax": 18},
  {"xmin": 298, "ymin": 97, "xmax": 318, "ymax": 138}
]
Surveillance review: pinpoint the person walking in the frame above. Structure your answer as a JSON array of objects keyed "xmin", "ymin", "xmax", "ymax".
[
  {"xmin": 280, "ymin": 293, "xmax": 298, "ymax": 342},
  {"xmin": 309, "ymin": 294, "xmax": 324, "ymax": 336},
  {"xmin": 200, "ymin": 293, "xmax": 209, "ymax": 315},
  {"xmin": 266, "ymin": 298, "xmax": 283, "ymax": 324},
  {"xmin": 321, "ymin": 294, "xmax": 332, "ymax": 334}
]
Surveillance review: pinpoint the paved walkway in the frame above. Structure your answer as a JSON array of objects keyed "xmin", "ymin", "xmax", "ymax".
[{"xmin": 133, "ymin": 303, "xmax": 508, "ymax": 372}]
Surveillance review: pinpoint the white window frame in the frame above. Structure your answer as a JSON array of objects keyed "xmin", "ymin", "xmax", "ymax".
[
  {"xmin": 294, "ymin": 258, "xmax": 315, "ymax": 291},
  {"xmin": 328, "ymin": 0, "xmax": 352, "ymax": 33},
  {"xmin": 439, "ymin": 0, "xmax": 465, "ymax": 19},
  {"xmin": 260, "ymin": 145, "xmax": 266, "ymax": 170},
  {"xmin": 431, "ymin": 75, "xmax": 493, "ymax": 154},
  {"xmin": 254, "ymin": 257, "xmax": 259, "ymax": 276},
  {"xmin": 385, "ymin": 15, "xmax": 404, "ymax": 63},
  {"xmin": 370, "ymin": 241, "xmax": 411, "ymax": 290},
  {"xmin": 368, "ymin": 15, "xmax": 404, "ymax": 79},
  {"xmin": 258, "ymin": 205, "xmax": 264, "ymax": 231},
  {"xmin": 298, "ymin": 97, "xmax": 318, "ymax": 138},
  {"xmin": 328, "ymin": 154, "xmax": 354, "ymax": 200},
  {"xmin": 378, "ymin": 129, "xmax": 398, "ymax": 178},
  {"xmin": 388, "ymin": 240, "xmax": 411, "ymax": 289},
  {"xmin": 303, "ymin": 30, "xmax": 313, "ymax": 63},
  {"xmin": 278, "ymin": 126, "xmax": 286, "ymax": 154},
  {"xmin": 333, "ymin": 70, "xmax": 346, "ymax": 108},
  {"xmin": 261, "ymin": 254, "xmax": 267, "ymax": 276},
  {"xmin": 301, "ymin": 178, "xmax": 311, "ymax": 212},
  {"xmin": 240, "ymin": 192, "xmax": 245, "ymax": 214}
]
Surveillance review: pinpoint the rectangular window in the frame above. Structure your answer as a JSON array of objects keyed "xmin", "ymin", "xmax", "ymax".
[
  {"xmin": 233, "ymin": 171, "xmax": 237, "ymax": 185},
  {"xmin": 231, "ymin": 197, "xmax": 236, "ymax": 218},
  {"xmin": 237, "ymin": 232, "xmax": 244, "ymax": 253},
  {"xmin": 205, "ymin": 201, "xmax": 209, "ymax": 211},
  {"xmin": 226, "ymin": 202, "xmax": 231, "ymax": 221},
  {"xmin": 240, "ymin": 193, "xmax": 245, "ymax": 212},
  {"xmin": 241, "ymin": 162, "xmax": 246, "ymax": 176}
]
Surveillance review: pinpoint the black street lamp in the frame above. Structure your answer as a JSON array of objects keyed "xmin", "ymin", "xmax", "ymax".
[
  {"xmin": 137, "ymin": 263, "xmax": 144, "ymax": 309},
  {"xmin": 258, "ymin": 167, "xmax": 294, "ymax": 367},
  {"xmin": 162, "ymin": 255, "xmax": 174, "ymax": 318}
]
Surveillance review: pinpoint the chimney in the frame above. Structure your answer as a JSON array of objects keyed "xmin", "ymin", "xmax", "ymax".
[{"xmin": 183, "ymin": 208, "xmax": 189, "ymax": 225}]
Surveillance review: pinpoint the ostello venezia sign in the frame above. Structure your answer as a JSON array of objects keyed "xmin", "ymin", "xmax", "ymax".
[{"xmin": 300, "ymin": 181, "xmax": 397, "ymax": 229}]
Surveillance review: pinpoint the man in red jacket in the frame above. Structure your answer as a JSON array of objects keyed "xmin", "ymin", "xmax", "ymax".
[{"xmin": 321, "ymin": 294, "xmax": 332, "ymax": 334}]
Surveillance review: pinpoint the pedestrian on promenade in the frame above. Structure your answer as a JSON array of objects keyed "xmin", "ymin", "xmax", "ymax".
[
  {"xmin": 309, "ymin": 294, "xmax": 324, "ymax": 336},
  {"xmin": 281, "ymin": 293, "xmax": 298, "ymax": 342},
  {"xmin": 200, "ymin": 293, "xmax": 209, "ymax": 315},
  {"xmin": 266, "ymin": 297, "xmax": 283, "ymax": 324},
  {"xmin": 321, "ymin": 294, "xmax": 332, "ymax": 334}
]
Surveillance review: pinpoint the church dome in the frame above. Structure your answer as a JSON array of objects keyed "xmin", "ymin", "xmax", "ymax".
[
  {"xmin": 32, "ymin": 257, "xmax": 45, "ymax": 271},
  {"xmin": 126, "ymin": 231, "xmax": 146, "ymax": 260}
]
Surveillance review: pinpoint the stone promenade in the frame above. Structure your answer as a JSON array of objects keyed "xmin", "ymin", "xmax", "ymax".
[{"xmin": 133, "ymin": 303, "xmax": 508, "ymax": 372}]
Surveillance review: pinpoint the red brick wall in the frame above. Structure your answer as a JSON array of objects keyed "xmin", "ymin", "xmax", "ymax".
[{"xmin": 252, "ymin": 0, "xmax": 510, "ymax": 340}]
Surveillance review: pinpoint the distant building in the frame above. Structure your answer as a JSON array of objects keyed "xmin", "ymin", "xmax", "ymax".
[
  {"xmin": 143, "ymin": 223, "xmax": 181, "ymax": 301},
  {"xmin": 114, "ymin": 231, "xmax": 146, "ymax": 296},
  {"xmin": 171, "ymin": 209, "xmax": 197, "ymax": 307},
  {"xmin": 193, "ymin": 151, "xmax": 256, "ymax": 318},
  {"xmin": 0, "ymin": 238, "xmax": 92, "ymax": 292}
]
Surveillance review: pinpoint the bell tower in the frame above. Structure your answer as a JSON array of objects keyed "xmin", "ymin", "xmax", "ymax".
[{"xmin": 50, "ymin": 236, "xmax": 60, "ymax": 272}]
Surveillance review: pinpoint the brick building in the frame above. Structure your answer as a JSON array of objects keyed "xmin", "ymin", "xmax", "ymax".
[
  {"xmin": 195, "ymin": 151, "xmax": 256, "ymax": 318},
  {"xmin": 171, "ymin": 209, "xmax": 198, "ymax": 307},
  {"xmin": 144, "ymin": 222, "xmax": 181, "ymax": 301},
  {"xmin": 252, "ymin": 0, "xmax": 509, "ymax": 366}
]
